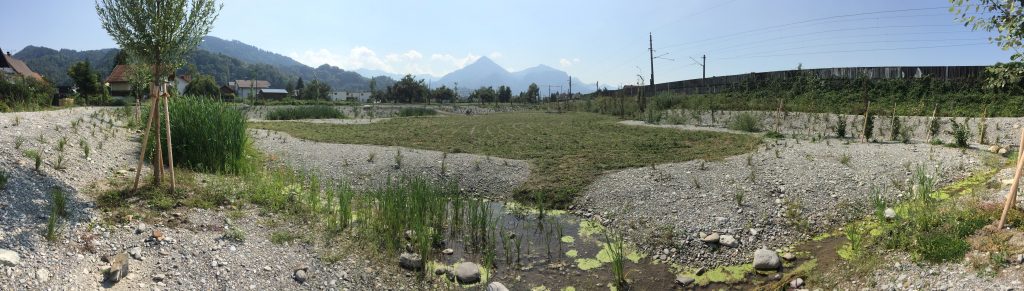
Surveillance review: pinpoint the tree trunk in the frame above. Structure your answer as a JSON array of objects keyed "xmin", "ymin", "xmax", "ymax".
[{"xmin": 153, "ymin": 84, "xmax": 164, "ymax": 185}]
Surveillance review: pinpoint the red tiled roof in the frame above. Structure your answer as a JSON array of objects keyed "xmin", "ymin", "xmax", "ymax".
[{"xmin": 1, "ymin": 53, "xmax": 44, "ymax": 81}]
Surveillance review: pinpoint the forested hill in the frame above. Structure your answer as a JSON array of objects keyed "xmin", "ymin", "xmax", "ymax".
[{"xmin": 14, "ymin": 36, "xmax": 392, "ymax": 91}]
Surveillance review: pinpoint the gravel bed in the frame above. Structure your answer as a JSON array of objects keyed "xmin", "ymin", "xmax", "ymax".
[
  {"xmin": 251, "ymin": 129, "xmax": 530, "ymax": 199},
  {"xmin": 576, "ymin": 136, "xmax": 986, "ymax": 267},
  {"xmin": 0, "ymin": 107, "xmax": 420, "ymax": 290},
  {"xmin": 657, "ymin": 109, "xmax": 1024, "ymax": 147}
]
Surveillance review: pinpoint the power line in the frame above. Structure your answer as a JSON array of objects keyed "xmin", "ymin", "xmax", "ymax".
[
  {"xmin": 722, "ymin": 38, "xmax": 987, "ymax": 59},
  {"xmin": 715, "ymin": 42, "xmax": 989, "ymax": 60},
  {"xmin": 660, "ymin": 6, "xmax": 952, "ymax": 50}
]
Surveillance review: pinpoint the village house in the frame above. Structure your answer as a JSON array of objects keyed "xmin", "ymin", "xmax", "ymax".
[
  {"xmin": 0, "ymin": 49, "xmax": 44, "ymax": 82},
  {"xmin": 229, "ymin": 80, "xmax": 271, "ymax": 99},
  {"xmin": 105, "ymin": 64, "xmax": 191, "ymax": 97},
  {"xmin": 328, "ymin": 91, "xmax": 372, "ymax": 102}
]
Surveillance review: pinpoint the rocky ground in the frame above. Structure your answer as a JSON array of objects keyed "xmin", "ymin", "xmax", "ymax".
[
  {"xmin": 6, "ymin": 106, "xmax": 1024, "ymax": 290},
  {"xmin": 251, "ymin": 129, "xmax": 530, "ymax": 200},
  {"xmin": 0, "ymin": 108, "xmax": 422, "ymax": 290},
  {"xmin": 577, "ymin": 134, "xmax": 987, "ymax": 267},
  {"xmin": 658, "ymin": 109, "xmax": 1024, "ymax": 147}
]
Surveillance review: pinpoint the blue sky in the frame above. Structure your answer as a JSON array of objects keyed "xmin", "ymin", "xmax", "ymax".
[{"xmin": 0, "ymin": 0, "xmax": 1012, "ymax": 88}]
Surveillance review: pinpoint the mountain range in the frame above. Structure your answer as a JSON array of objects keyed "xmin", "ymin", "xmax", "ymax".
[{"xmin": 12, "ymin": 36, "xmax": 592, "ymax": 95}]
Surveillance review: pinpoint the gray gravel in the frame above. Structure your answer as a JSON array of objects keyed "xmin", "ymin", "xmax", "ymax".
[
  {"xmin": 577, "ymin": 135, "xmax": 986, "ymax": 267},
  {"xmin": 251, "ymin": 129, "xmax": 530, "ymax": 199},
  {"xmin": 656, "ymin": 109, "xmax": 1024, "ymax": 147},
  {"xmin": 0, "ymin": 107, "xmax": 421, "ymax": 290}
]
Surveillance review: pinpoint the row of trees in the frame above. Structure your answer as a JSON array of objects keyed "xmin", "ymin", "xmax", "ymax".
[{"xmin": 371, "ymin": 74, "xmax": 544, "ymax": 104}]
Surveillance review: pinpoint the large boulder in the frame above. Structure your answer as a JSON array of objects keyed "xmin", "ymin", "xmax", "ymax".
[
  {"xmin": 454, "ymin": 262, "xmax": 481, "ymax": 284},
  {"xmin": 752, "ymin": 248, "xmax": 781, "ymax": 271},
  {"xmin": 0, "ymin": 249, "xmax": 20, "ymax": 266},
  {"xmin": 399, "ymin": 252, "xmax": 423, "ymax": 271}
]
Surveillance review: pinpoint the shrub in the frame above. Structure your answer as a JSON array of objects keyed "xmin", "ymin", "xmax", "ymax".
[
  {"xmin": 265, "ymin": 105, "xmax": 345, "ymax": 120},
  {"xmin": 949, "ymin": 119, "xmax": 971, "ymax": 148},
  {"xmin": 729, "ymin": 112, "xmax": 761, "ymax": 132},
  {"xmin": 764, "ymin": 131, "xmax": 784, "ymax": 139},
  {"xmin": 863, "ymin": 111, "xmax": 875, "ymax": 141},
  {"xmin": 144, "ymin": 96, "xmax": 250, "ymax": 174},
  {"xmin": 835, "ymin": 116, "xmax": 847, "ymax": 138},
  {"xmin": 929, "ymin": 117, "xmax": 942, "ymax": 138},
  {"xmin": 397, "ymin": 107, "xmax": 437, "ymax": 117}
]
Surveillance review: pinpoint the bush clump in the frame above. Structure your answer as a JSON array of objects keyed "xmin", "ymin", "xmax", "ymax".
[
  {"xmin": 266, "ymin": 105, "xmax": 345, "ymax": 120},
  {"xmin": 144, "ymin": 96, "xmax": 250, "ymax": 174},
  {"xmin": 728, "ymin": 112, "xmax": 761, "ymax": 132},
  {"xmin": 397, "ymin": 107, "xmax": 437, "ymax": 117}
]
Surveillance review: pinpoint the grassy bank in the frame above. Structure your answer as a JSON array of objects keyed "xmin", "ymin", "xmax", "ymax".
[{"xmin": 252, "ymin": 112, "xmax": 760, "ymax": 207}]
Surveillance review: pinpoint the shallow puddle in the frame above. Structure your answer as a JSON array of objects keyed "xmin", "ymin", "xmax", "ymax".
[{"xmin": 432, "ymin": 201, "xmax": 678, "ymax": 290}]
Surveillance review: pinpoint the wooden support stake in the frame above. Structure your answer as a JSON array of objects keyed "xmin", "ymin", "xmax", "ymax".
[
  {"xmin": 997, "ymin": 128, "xmax": 1024, "ymax": 229},
  {"xmin": 131, "ymin": 90, "xmax": 161, "ymax": 191},
  {"xmin": 162, "ymin": 90, "xmax": 176, "ymax": 191}
]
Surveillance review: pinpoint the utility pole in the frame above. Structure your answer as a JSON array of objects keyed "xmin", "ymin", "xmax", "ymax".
[
  {"xmin": 691, "ymin": 54, "xmax": 707, "ymax": 92},
  {"xmin": 649, "ymin": 33, "xmax": 655, "ymax": 87},
  {"xmin": 568, "ymin": 76, "xmax": 572, "ymax": 97}
]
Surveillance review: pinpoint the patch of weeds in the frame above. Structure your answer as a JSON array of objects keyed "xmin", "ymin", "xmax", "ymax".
[
  {"xmin": 729, "ymin": 112, "xmax": 761, "ymax": 132},
  {"xmin": 54, "ymin": 154, "xmax": 67, "ymax": 170},
  {"xmin": 863, "ymin": 111, "xmax": 875, "ymax": 141},
  {"xmin": 223, "ymin": 228, "xmax": 246, "ymax": 242},
  {"xmin": 14, "ymin": 136, "xmax": 25, "ymax": 149},
  {"xmin": 839, "ymin": 153, "xmax": 851, "ymax": 166},
  {"xmin": 56, "ymin": 136, "xmax": 67, "ymax": 152},
  {"xmin": 45, "ymin": 188, "xmax": 69, "ymax": 242},
  {"xmin": 0, "ymin": 170, "xmax": 7, "ymax": 189},
  {"xmin": 270, "ymin": 231, "xmax": 301, "ymax": 245},
  {"xmin": 23, "ymin": 150, "xmax": 41, "ymax": 171},
  {"xmin": 80, "ymin": 139, "xmax": 90, "ymax": 159},
  {"xmin": 783, "ymin": 198, "xmax": 810, "ymax": 233},
  {"xmin": 948, "ymin": 119, "xmax": 971, "ymax": 148},
  {"xmin": 394, "ymin": 149, "xmax": 402, "ymax": 169},
  {"xmin": 733, "ymin": 190, "xmax": 745, "ymax": 207},
  {"xmin": 603, "ymin": 229, "xmax": 628, "ymax": 289},
  {"xmin": 764, "ymin": 131, "xmax": 784, "ymax": 139},
  {"xmin": 367, "ymin": 152, "xmax": 376, "ymax": 163}
]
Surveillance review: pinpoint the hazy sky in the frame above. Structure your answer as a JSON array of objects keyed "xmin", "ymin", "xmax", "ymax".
[{"xmin": 0, "ymin": 0, "xmax": 1012, "ymax": 87}]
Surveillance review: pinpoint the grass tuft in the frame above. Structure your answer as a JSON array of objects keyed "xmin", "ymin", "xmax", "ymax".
[{"xmin": 266, "ymin": 105, "xmax": 345, "ymax": 120}]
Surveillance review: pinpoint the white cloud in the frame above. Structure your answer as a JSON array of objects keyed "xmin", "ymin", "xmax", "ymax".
[
  {"xmin": 291, "ymin": 47, "xmax": 492, "ymax": 77},
  {"xmin": 559, "ymin": 57, "xmax": 582, "ymax": 67},
  {"xmin": 403, "ymin": 50, "xmax": 423, "ymax": 60}
]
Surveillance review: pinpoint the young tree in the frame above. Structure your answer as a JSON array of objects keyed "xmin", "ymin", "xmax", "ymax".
[
  {"xmin": 184, "ymin": 75, "xmax": 220, "ymax": 98},
  {"xmin": 67, "ymin": 61, "xmax": 101, "ymax": 98},
  {"xmin": 97, "ymin": 0, "xmax": 222, "ymax": 191},
  {"xmin": 296, "ymin": 77, "xmax": 305, "ymax": 93},
  {"xmin": 526, "ymin": 83, "xmax": 540, "ymax": 103},
  {"xmin": 952, "ymin": 0, "xmax": 1024, "ymax": 88},
  {"xmin": 391, "ymin": 75, "xmax": 428, "ymax": 103},
  {"xmin": 301, "ymin": 80, "xmax": 332, "ymax": 100},
  {"xmin": 431, "ymin": 85, "xmax": 456, "ymax": 102}
]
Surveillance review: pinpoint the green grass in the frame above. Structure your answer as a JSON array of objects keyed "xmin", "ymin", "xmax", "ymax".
[
  {"xmin": 0, "ymin": 170, "xmax": 7, "ymax": 189},
  {"xmin": 265, "ymin": 105, "xmax": 346, "ymax": 120},
  {"xmin": 252, "ymin": 112, "xmax": 760, "ymax": 207},
  {"xmin": 397, "ymin": 107, "xmax": 437, "ymax": 117},
  {"xmin": 142, "ymin": 96, "xmax": 250, "ymax": 174}
]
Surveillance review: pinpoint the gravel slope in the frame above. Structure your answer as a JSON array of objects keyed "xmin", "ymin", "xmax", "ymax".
[
  {"xmin": 251, "ymin": 129, "xmax": 530, "ymax": 199},
  {"xmin": 0, "ymin": 108, "xmax": 419, "ymax": 290},
  {"xmin": 577, "ymin": 136, "xmax": 986, "ymax": 267}
]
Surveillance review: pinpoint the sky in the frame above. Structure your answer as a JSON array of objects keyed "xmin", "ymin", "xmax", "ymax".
[{"xmin": 0, "ymin": 0, "xmax": 1013, "ymax": 88}]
